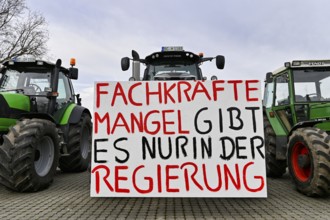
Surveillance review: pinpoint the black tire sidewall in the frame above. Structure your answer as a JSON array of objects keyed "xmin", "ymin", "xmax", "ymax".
[
  {"xmin": 76, "ymin": 113, "xmax": 92, "ymax": 169},
  {"xmin": 287, "ymin": 127, "xmax": 330, "ymax": 197},
  {"xmin": 0, "ymin": 119, "xmax": 60, "ymax": 192},
  {"xmin": 59, "ymin": 113, "xmax": 92, "ymax": 172},
  {"xmin": 264, "ymin": 114, "xmax": 287, "ymax": 177},
  {"xmin": 29, "ymin": 120, "xmax": 60, "ymax": 190}
]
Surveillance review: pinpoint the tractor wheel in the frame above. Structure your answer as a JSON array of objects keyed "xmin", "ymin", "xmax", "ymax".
[
  {"xmin": 0, "ymin": 119, "xmax": 59, "ymax": 192},
  {"xmin": 264, "ymin": 114, "xmax": 287, "ymax": 177},
  {"xmin": 288, "ymin": 127, "xmax": 330, "ymax": 197},
  {"xmin": 59, "ymin": 113, "xmax": 92, "ymax": 172}
]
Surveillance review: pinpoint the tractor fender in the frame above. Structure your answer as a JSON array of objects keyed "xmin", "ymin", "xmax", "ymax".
[
  {"xmin": 263, "ymin": 109, "xmax": 288, "ymax": 160},
  {"xmin": 20, "ymin": 113, "xmax": 55, "ymax": 123},
  {"xmin": 288, "ymin": 120, "xmax": 322, "ymax": 137},
  {"xmin": 68, "ymin": 105, "xmax": 92, "ymax": 124},
  {"xmin": 59, "ymin": 105, "xmax": 91, "ymax": 155}
]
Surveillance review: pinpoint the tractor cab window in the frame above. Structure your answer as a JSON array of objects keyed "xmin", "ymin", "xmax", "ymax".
[
  {"xmin": 0, "ymin": 69, "xmax": 51, "ymax": 95},
  {"xmin": 57, "ymin": 72, "xmax": 74, "ymax": 107},
  {"xmin": 145, "ymin": 62, "xmax": 199, "ymax": 80},
  {"xmin": 263, "ymin": 82, "xmax": 274, "ymax": 108},
  {"xmin": 274, "ymin": 74, "xmax": 289, "ymax": 106},
  {"xmin": 0, "ymin": 69, "xmax": 20, "ymax": 89},
  {"xmin": 293, "ymin": 69, "xmax": 330, "ymax": 102},
  {"xmin": 274, "ymin": 73, "xmax": 292, "ymax": 130}
]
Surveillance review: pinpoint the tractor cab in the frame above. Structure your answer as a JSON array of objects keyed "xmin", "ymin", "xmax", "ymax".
[
  {"xmin": 264, "ymin": 60, "xmax": 330, "ymax": 131},
  {"xmin": 0, "ymin": 57, "xmax": 79, "ymax": 131},
  {"xmin": 0, "ymin": 57, "xmax": 78, "ymax": 112},
  {"xmin": 121, "ymin": 46, "xmax": 225, "ymax": 81}
]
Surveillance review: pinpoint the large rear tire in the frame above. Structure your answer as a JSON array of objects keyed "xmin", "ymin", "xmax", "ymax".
[
  {"xmin": 0, "ymin": 119, "xmax": 59, "ymax": 192},
  {"xmin": 288, "ymin": 127, "xmax": 330, "ymax": 197},
  {"xmin": 264, "ymin": 114, "xmax": 287, "ymax": 177},
  {"xmin": 59, "ymin": 113, "xmax": 92, "ymax": 172}
]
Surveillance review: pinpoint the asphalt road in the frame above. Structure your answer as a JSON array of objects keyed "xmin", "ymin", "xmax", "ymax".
[{"xmin": 0, "ymin": 170, "xmax": 329, "ymax": 219}]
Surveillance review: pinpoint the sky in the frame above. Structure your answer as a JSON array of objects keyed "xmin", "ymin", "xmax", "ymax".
[{"xmin": 26, "ymin": 0, "xmax": 330, "ymax": 111}]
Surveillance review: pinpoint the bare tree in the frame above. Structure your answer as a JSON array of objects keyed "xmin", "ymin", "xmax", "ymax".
[{"xmin": 0, "ymin": 0, "xmax": 48, "ymax": 63}]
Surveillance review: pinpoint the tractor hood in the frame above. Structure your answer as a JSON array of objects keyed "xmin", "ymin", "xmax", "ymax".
[
  {"xmin": 309, "ymin": 103, "xmax": 330, "ymax": 120},
  {"xmin": 154, "ymin": 72, "xmax": 197, "ymax": 81},
  {"xmin": 0, "ymin": 93, "xmax": 30, "ymax": 131},
  {"xmin": 0, "ymin": 92, "xmax": 30, "ymax": 132},
  {"xmin": 0, "ymin": 93, "xmax": 30, "ymax": 119}
]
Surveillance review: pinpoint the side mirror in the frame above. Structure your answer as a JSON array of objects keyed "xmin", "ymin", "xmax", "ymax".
[
  {"xmin": 265, "ymin": 72, "xmax": 273, "ymax": 83},
  {"xmin": 69, "ymin": 67, "xmax": 78, "ymax": 79},
  {"xmin": 216, "ymin": 55, "xmax": 225, "ymax": 69},
  {"xmin": 121, "ymin": 57, "xmax": 130, "ymax": 71}
]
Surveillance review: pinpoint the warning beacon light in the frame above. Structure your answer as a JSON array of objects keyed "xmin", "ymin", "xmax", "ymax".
[{"xmin": 70, "ymin": 58, "xmax": 76, "ymax": 67}]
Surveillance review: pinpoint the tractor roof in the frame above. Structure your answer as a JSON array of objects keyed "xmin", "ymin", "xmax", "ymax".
[
  {"xmin": 2, "ymin": 59, "xmax": 70, "ymax": 74},
  {"xmin": 271, "ymin": 59, "xmax": 330, "ymax": 76},
  {"xmin": 145, "ymin": 50, "xmax": 201, "ymax": 65}
]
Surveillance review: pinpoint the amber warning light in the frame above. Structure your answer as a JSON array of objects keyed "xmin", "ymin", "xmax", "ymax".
[{"xmin": 70, "ymin": 58, "xmax": 76, "ymax": 66}]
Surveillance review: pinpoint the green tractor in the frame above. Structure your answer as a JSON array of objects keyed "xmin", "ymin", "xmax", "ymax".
[
  {"xmin": 263, "ymin": 60, "xmax": 330, "ymax": 196},
  {"xmin": 0, "ymin": 57, "xmax": 92, "ymax": 192}
]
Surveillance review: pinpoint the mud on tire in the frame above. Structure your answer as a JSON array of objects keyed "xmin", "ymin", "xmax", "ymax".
[
  {"xmin": 59, "ymin": 113, "xmax": 92, "ymax": 172},
  {"xmin": 0, "ymin": 119, "xmax": 59, "ymax": 192},
  {"xmin": 264, "ymin": 114, "xmax": 287, "ymax": 177},
  {"xmin": 288, "ymin": 127, "xmax": 330, "ymax": 197}
]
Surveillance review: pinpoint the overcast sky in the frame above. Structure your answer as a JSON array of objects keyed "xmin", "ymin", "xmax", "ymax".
[{"xmin": 26, "ymin": 0, "xmax": 330, "ymax": 111}]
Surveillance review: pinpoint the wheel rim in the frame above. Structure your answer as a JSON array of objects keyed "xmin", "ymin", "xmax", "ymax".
[
  {"xmin": 291, "ymin": 141, "xmax": 311, "ymax": 182},
  {"xmin": 80, "ymin": 126, "xmax": 90, "ymax": 159},
  {"xmin": 34, "ymin": 136, "xmax": 55, "ymax": 177}
]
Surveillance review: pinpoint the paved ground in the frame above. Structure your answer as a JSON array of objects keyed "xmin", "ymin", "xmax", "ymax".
[{"xmin": 0, "ymin": 171, "xmax": 329, "ymax": 220}]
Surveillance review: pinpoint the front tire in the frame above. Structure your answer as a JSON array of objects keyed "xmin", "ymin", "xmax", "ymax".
[
  {"xmin": 0, "ymin": 119, "xmax": 59, "ymax": 192},
  {"xmin": 59, "ymin": 113, "xmax": 92, "ymax": 172},
  {"xmin": 288, "ymin": 127, "xmax": 330, "ymax": 197},
  {"xmin": 264, "ymin": 114, "xmax": 287, "ymax": 177}
]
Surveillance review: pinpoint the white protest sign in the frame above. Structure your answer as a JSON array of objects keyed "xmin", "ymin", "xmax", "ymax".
[{"xmin": 91, "ymin": 80, "xmax": 267, "ymax": 197}]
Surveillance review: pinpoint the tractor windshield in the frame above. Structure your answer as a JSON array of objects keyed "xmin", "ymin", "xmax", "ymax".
[
  {"xmin": 293, "ymin": 69, "xmax": 330, "ymax": 102},
  {"xmin": 0, "ymin": 69, "xmax": 51, "ymax": 95},
  {"xmin": 145, "ymin": 63, "xmax": 199, "ymax": 80}
]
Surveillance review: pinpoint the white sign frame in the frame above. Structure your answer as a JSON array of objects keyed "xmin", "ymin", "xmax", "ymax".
[{"xmin": 91, "ymin": 80, "xmax": 267, "ymax": 197}]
